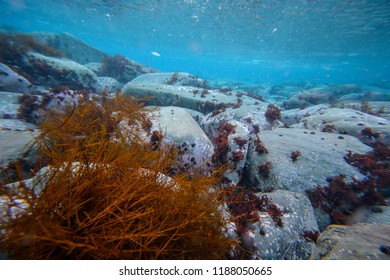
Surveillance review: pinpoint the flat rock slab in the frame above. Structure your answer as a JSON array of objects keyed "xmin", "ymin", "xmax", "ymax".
[
  {"xmin": 129, "ymin": 72, "xmax": 209, "ymax": 88},
  {"xmin": 312, "ymin": 223, "xmax": 390, "ymax": 260},
  {"xmin": 244, "ymin": 127, "xmax": 372, "ymax": 193},
  {"xmin": 291, "ymin": 107, "xmax": 390, "ymax": 145},
  {"xmin": 122, "ymin": 83, "xmax": 262, "ymax": 114},
  {"xmin": 334, "ymin": 101, "xmax": 390, "ymax": 121},
  {"xmin": 351, "ymin": 206, "xmax": 390, "ymax": 225}
]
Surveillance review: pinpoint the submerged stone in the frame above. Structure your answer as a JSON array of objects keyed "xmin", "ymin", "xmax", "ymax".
[{"xmin": 312, "ymin": 223, "xmax": 390, "ymax": 260}]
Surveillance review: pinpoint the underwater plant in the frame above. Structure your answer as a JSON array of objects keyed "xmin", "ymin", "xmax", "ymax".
[
  {"xmin": 1, "ymin": 94, "xmax": 237, "ymax": 259},
  {"xmin": 100, "ymin": 54, "xmax": 129, "ymax": 80},
  {"xmin": 166, "ymin": 72, "xmax": 180, "ymax": 85},
  {"xmin": 321, "ymin": 123, "xmax": 337, "ymax": 133},
  {"xmin": 266, "ymin": 204, "xmax": 283, "ymax": 228},
  {"xmin": 226, "ymin": 189, "xmax": 283, "ymax": 236},
  {"xmin": 305, "ymin": 173, "xmax": 387, "ymax": 224},
  {"xmin": 360, "ymin": 127, "xmax": 380, "ymax": 140},
  {"xmin": 344, "ymin": 141, "xmax": 390, "ymax": 194},
  {"xmin": 213, "ymin": 120, "xmax": 236, "ymax": 166},
  {"xmin": 257, "ymin": 162, "xmax": 272, "ymax": 178},
  {"xmin": 226, "ymin": 189, "xmax": 269, "ymax": 234},
  {"xmin": 302, "ymin": 230, "xmax": 319, "ymax": 242},
  {"xmin": 17, "ymin": 94, "xmax": 42, "ymax": 123},
  {"xmin": 233, "ymin": 137, "xmax": 248, "ymax": 148},
  {"xmin": 265, "ymin": 104, "xmax": 281, "ymax": 124},
  {"xmin": 290, "ymin": 150, "xmax": 301, "ymax": 162}
]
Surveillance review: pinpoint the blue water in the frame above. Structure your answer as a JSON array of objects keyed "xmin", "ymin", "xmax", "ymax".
[{"xmin": 1, "ymin": 0, "xmax": 390, "ymax": 85}]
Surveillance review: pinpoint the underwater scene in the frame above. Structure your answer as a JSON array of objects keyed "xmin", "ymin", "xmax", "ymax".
[{"xmin": 0, "ymin": 0, "xmax": 389, "ymax": 260}]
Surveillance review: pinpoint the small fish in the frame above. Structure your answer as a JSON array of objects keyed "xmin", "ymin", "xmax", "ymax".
[
  {"xmin": 272, "ymin": 28, "xmax": 278, "ymax": 33},
  {"xmin": 151, "ymin": 51, "xmax": 160, "ymax": 57}
]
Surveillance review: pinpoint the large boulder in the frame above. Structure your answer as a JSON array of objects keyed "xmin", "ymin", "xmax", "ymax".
[
  {"xmin": 312, "ymin": 223, "xmax": 390, "ymax": 260},
  {"xmin": 241, "ymin": 190, "xmax": 318, "ymax": 260},
  {"xmin": 30, "ymin": 32, "xmax": 107, "ymax": 64},
  {"xmin": 129, "ymin": 72, "xmax": 210, "ymax": 88},
  {"xmin": 23, "ymin": 52, "xmax": 99, "ymax": 90},
  {"xmin": 281, "ymin": 104, "xmax": 330, "ymax": 126},
  {"xmin": 122, "ymin": 83, "xmax": 263, "ymax": 114},
  {"xmin": 99, "ymin": 55, "xmax": 158, "ymax": 84},
  {"xmin": 0, "ymin": 63, "xmax": 32, "ymax": 93},
  {"xmin": 146, "ymin": 106, "xmax": 214, "ymax": 171},
  {"xmin": 282, "ymin": 88, "xmax": 336, "ymax": 109},
  {"xmin": 243, "ymin": 127, "xmax": 371, "ymax": 193}
]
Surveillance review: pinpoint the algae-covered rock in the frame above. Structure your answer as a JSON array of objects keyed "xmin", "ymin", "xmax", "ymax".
[
  {"xmin": 129, "ymin": 72, "xmax": 210, "ymax": 88},
  {"xmin": 244, "ymin": 127, "xmax": 371, "ymax": 193},
  {"xmin": 242, "ymin": 190, "xmax": 318, "ymax": 260},
  {"xmin": 122, "ymin": 83, "xmax": 262, "ymax": 114},
  {"xmin": 291, "ymin": 107, "xmax": 390, "ymax": 145},
  {"xmin": 147, "ymin": 106, "xmax": 214, "ymax": 170}
]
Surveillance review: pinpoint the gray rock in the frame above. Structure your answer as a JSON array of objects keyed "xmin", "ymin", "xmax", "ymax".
[
  {"xmin": 129, "ymin": 72, "xmax": 210, "ymax": 88},
  {"xmin": 0, "ymin": 63, "xmax": 32, "ymax": 93},
  {"xmin": 243, "ymin": 127, "xmax": 371, "ymax": 193},
  {"xmin": 122, "ymin": 83, "xmax": 263, "ymax": 114},
  {"xmin": 291, "ymin": 107, "xmax": 390, "ymax": 145},
  {"xmin": 281, "ymin": 104, "xmax": 330, "ymax": 126},
  {"xmin": 84, "ymin": 62, "xmax": 104, "ymax": 76},
  {"xmin": 0, "ymin": 91, "xmax": 22, "ymax": 119},
  {"xmin": 312, "ymin": 223, "xmax": 390, "ymax": 259},
  {"xmin": 23, "ymin": 52, "xmax": 99, "ymax": 90},
  {"xmin": 283, "ymin": 88, "xmax": 335, "ymax": 109},
  {"xmin": 242, "ymin": 190, "xmax": 318, "ymax": 260},
  {"xmin": 313, "ymin": 208, "xmax": 332, "ymax": 232},
  {"xmin": 100, "ymin": 55, "xmax": 158, "ymax": 84},
  {"xmin": 348, "ymin": 206, "xmax": 390, "ymax": 225},
  {"xmin": 148, "ymin": 106, "xmax": 214, "ymax": 170},
  {"xmin": 30, "ymin": 32, "xmax": 107, "ymax": 64},
  {"xmin": 96, "ymin": 77, "xmax": 122, "ymax": 93},
  {"xmin": 201, "ymin": 102, "xmax": 278, "ymax": 185},
  {"xmin": 0, "ymin": 128, "xmax": 38, "ymax": 181},
  {"xmin": 337, "ymin": 93, "xmax": 364, "ymax": 101},
  {"xmin": 183, "ymin": 108, "xmax": 204, "ymax": 125},
  {"xmin": 0, "ymin": 119, "xmax": 36, "ymax": 131},
  {"xmin": 333, "ymin": 101, "xmax": 390, "ymax": 121},
  {"xmin": 336, "ymin": 89, "xmax": 390, "ymax": 102},
  {"xmin": 202, "ymin": 104, "xmax": 270, "ymax": 134}
]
